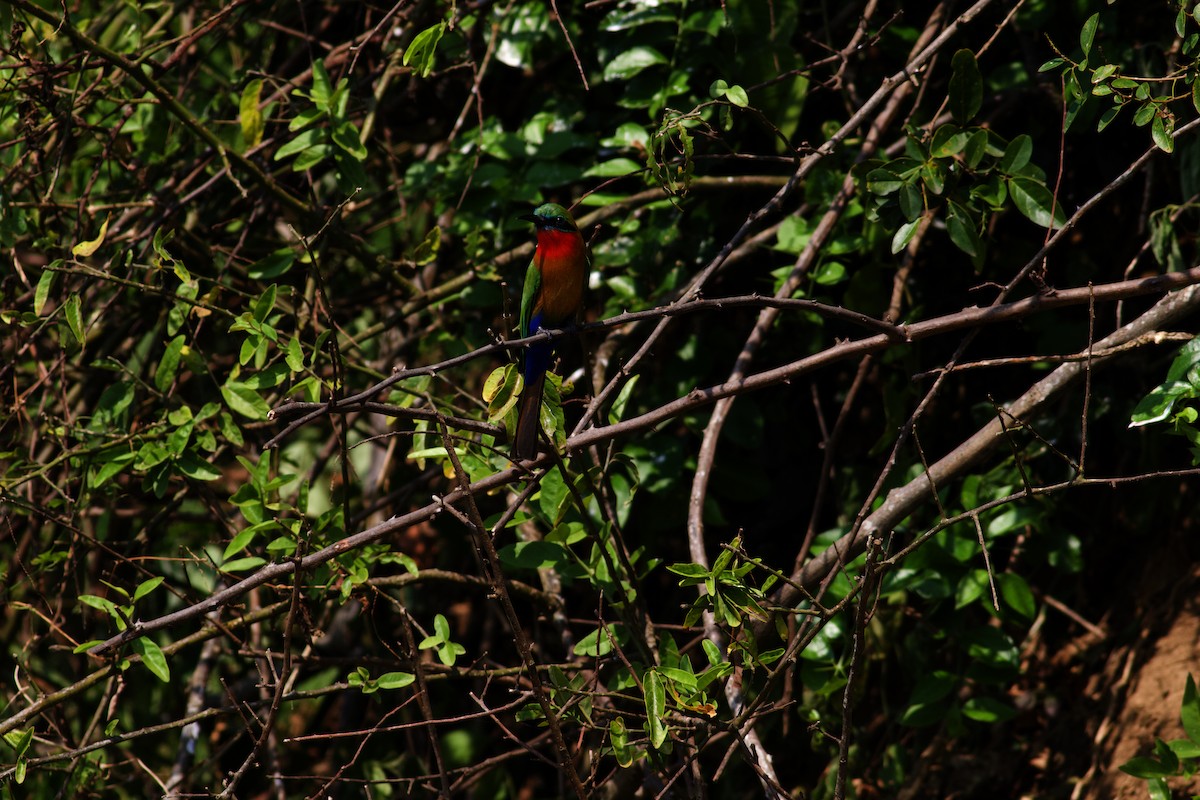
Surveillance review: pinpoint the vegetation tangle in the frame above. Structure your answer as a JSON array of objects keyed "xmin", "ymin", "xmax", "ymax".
[{"xmin": 5, "ymin": 1, "xmax": 1200, "ymax": 798}]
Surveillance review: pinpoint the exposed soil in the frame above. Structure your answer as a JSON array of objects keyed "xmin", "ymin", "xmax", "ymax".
[{"xmin": 1087, "ymin": 579, "xmax": 1200, "ymax": 799}]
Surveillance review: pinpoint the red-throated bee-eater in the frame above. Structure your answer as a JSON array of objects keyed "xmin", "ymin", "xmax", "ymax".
[{"xmin": 513, "ymin": 203, "xmax": 589, "ymax": 460}]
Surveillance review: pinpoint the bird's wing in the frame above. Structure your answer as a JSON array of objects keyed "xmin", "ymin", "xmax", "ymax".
[{"xmin": 519, "ymin": 258, "xmax": 542, "ymax": 338}]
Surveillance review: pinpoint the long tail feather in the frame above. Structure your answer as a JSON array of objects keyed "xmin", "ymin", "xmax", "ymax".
[{"xmin": 513, "ymin": 367, "xmax": 547, "ymax": 460}]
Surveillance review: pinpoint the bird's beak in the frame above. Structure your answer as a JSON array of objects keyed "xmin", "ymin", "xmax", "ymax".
[{"xmin": 518, "ymin": 213, "xmax": 540, "ymax": 224}]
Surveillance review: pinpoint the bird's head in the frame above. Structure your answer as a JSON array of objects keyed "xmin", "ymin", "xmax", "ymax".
[{"xmin": 519, "ymin": 203, "xmax": 578, "ymax": 233}]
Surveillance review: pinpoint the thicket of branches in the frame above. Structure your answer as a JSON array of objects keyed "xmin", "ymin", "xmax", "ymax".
[{"xmin": 5, "ymin": 0, "xmax": 1200, "ymax": 797}]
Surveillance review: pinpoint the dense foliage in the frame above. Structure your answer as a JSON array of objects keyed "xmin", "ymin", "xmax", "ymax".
[{"xmin": 5, "ymin": 0, "xmax": 1200, "ymax": 797}]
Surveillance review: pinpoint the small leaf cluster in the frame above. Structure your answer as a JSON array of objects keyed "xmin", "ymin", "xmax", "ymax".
[
  {"xmin": 77, "ymin": 578, "xmax": 171, "ymax": 682},
  {"xmin": 1040, "ymin": 9, "xmax": 1200, "ymax": 152},
  {"xmin": 1119, "ymin": 674, "xmax": 1200, "ymax": 799},
  {"xmin": 668, "ymin": 535, "xmax": 771, "ymax": 630},
  {"xmin": 348, "ymin": 667, "xmax": 416, "ymax": 694},
  {"xmin": 275, "ymin": 59, "xmax": 369, "ymax": 187},
  {"xmin": 1130, "ymin": 336, "xmax": 1200, "ymax": 461},
  {"xmin": 862, "ymin": 50, "xmax": 1064, "ymax": 262},
  {"xmin": 418, "ymin": 613, "xmax": 468, "ymax": 666}
]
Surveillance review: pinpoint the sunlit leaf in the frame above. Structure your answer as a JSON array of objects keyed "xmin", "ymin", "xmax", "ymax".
[
  {"xmin": 72, "ymin": 216, "xmax": 110, "ymax": 257},
  {"xmin": 239, "ymin": 78, "xmax": 265, "ymax": 149}
]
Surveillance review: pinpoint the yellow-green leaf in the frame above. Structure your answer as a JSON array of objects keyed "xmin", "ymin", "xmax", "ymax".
[
  {"xmin": 72, "ymin": 216, "xmax": 110, "ymax": 257},
  {"xmin": 240, "ymin": 78, "xmax": 265, "ymax": 149}
]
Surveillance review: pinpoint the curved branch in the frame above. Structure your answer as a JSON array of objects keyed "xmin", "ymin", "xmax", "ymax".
[
  {"xmin": 772, "ymin": 280, "xmax": 1200, "ymax": 612},
  {"xmin": 81, "ymin": 263, "xmax": 1200, "ymax": 663}
]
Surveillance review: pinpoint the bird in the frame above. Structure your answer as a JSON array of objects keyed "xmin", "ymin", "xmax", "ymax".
[{"xmin": 513, "ymin": 202, "xmax": 589, "ymax": 461}]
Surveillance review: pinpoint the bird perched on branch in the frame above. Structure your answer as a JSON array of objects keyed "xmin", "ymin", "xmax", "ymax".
[{"xmin": 513, "ymin": 202, "xmax": 589, "ymax": 460}]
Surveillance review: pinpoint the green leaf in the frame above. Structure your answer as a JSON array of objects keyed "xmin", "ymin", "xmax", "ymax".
[
  {"xmin": 1080, "ymin": 13, "xmax": 1099, "ymax": 57},
  {"xmin": 331, "ymin": 120, "xmax": 367, "ymax": 160},
  {"xmin": 724, "ymin": 84, "xmax": 749, "ymax": 107},
  {"xmin": 223, "ymin": 527, "xmax": 258, "ymax": 560},
  {"xmin": 610, "ymin": 717, "xmax": 634, "ymax": 767},
  {"xmin": 221, "ymin": 556, "xmax": 266, "ymax": 572},
  {"xmin": 1168, "ymin": 737, "xmax": 1200, "ymax": 758},
  {"xmin": 537, "ymin": 469, "xmax": 569, "ymax": 524},
  {"xmin": 865, "ymin": 167, "xmax": 904, "ymax": 195},
  {"xmin": 309, "ymin": 59, "xmax": 334, "ymax": 108},
  {"xmin": 1129, "ymin": 380, "xmax": 1192, "ymax": 427},
  {"xmin": 948, "ymin": 49, "xmax": 983, "ymax": 123},
  {"xmin": 584, "ymin": 157, "xmax": 644, "ymax": 178},
  {"xmin": 931, "ymin": 124, "xmax": 970, "ymax": 158},
  {"xmin": 1120, "ymin": 756, "xmax": 1173, "ymax": 779},
  {"xmin": 644, "ymin": 669, "xmax": 668, "ymax": 748},
  {"xmin": 34, "ymin": 267, "xmax": 56, "ymax": 315},
  {"xmin": 286, "ymin": 337, "xmax": 304, "ymax": 371},
  {"xmin": 497, "ymin": 540, "xmax": 568, "ymax": 570},
  {"xmin": 812, "ymin": 260, "xmax": 846, "ymax": 285},
  {"xmin": 252, "ymin": 284, "xmax": 277, "ymax": 323},
  {"xmin": 248, "ymin": 249, "xmax": 297, "ymax": 280},
  {"xmin": 962, "ymin": 130, "xmax": 988, "ymax": 169},
  {"xmin": 131, "ymin": 637, "xmax": 170, "ymax": 682},
  {"xmin": 1097, "ymin": 106, "xmax": 1121, "ymax": 133},
  {"xmin": 946, "ymin": 203, "xmax": 982, "ymax": 258},
  {"xmin": 4, "ymin": 728, "xmax": 33, "ymax": 757},
  {"xmin": 155, "ymin": 335, "xmax": 186, "ymax": 392},
  {"xmin": 404, "ymin": 21, "xmax": 446, "ymax": 78},
  {"xmin": 64, "ymin": 294, "xmax": 84, "ymax": 344},
  {"xmin": 295, "ymin": 144, "xmax": 333, "ymax": 171},
  {"xmin": 986, "ymin": 505, "xmax": 1040, "ymax": 537},
  {"xmin": 239, "ymin": 78, "xmax": 265, "ymax": 149},
  {"xmin": 899, "ymin": 181, "xmax": 924, "ymax": 220},
  {"xmin": 275, "ymin": 128, "xmax": 324, "ymax": 161},
  {"xmin": 999, "ymin": 134, "xmax": 1033, "ymax": 173},
  {"xmin": 132, "ymin": 577, "xmax": 163, "ymax": 603},
  {"xmin": 892, "ymin": 218, "xmax": 921, "ymax": 254},
  {"xmin": 93, "ymin": 451, "xmax": 136, "ymax": 487},
  {"xmin": 609, "ymin": 375, "xmax": 640, "ymax": 424},
  {"xmin": 604, "ymin": 46, "xmax": 668, "ymax": 81},
  {"xmin": 962, "ymin": 695, "xmax": 1017, "ymax": 723},
  {"xmin": 221, "ymin": 381, "xmax": 271, "ymax": 420},
  {"xmin": 667, "ymin": 562, "xmax": 710, "ymax": 580},
  {"xmin": 955, "ymin": 569, "xmax": 989, "ymax": 609},
  {"xmin": 997, "ymin": 573, "xmax": 1036, "ymax": 618},
  {"xmin": 574, "ymin": 626, "xmax": 618, "ymax": 657},
  {"xmin": 1133, "ymin": 102, "xmax": 1156, "ymax": 127},
  {"xmin": 920, "ymin": 161, "xmax": 945, "ymax": 195},
  {"xmin": 484, "ymin": 364, "xmax": 522, "ymax": 422},
  {"xmin": 1009, "ymin": 176, "xmax": 1065, "ymax": 229},
  {"xmin": 376, "ymin": 671, "xmax": 416, "ymax": 690},
  {"xmin": 79, "ymin": 594, "xmax": 117, "ymax": 614},
  {"xmin": 1155, "ymin": 737, "xmax": 1180, "ymax": 772},
  {"xmin": 1152, "ymin": 113, "xmax": 1174, "ymax": 153},
  {"xmin": 1182, "ymin": 674, "xmax": 1200, "ymax": 744}
]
